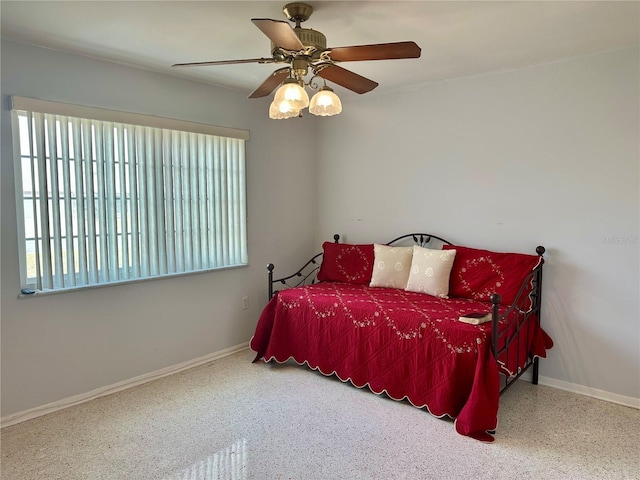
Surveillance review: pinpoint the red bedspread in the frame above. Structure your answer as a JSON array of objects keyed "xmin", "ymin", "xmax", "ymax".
[{"xmin": 250, "ymin": 282, "xmax": 552, "ymax": 442}]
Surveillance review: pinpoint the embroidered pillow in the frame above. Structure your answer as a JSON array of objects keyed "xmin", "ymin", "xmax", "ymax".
[
  {"xmin": 369, "ymin": 244, "xmax": 414, "ymax": 289},
  {"xmin": 405, "ymin": 246, "xmax": 457, "ymax": 298},
  {"xmin": 443, "ymin": 244, "xmax": 542, "ymax": 306},
  {"xmin": 317, "ymin": 242, "xmax": 374, "ymax": 284}
]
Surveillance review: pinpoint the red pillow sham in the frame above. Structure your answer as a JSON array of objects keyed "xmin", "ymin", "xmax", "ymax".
[
  {"xmin": 443, "ymin": 244, "xmax": 542, "ymax": 306},
  {"xmin": 317, "ymin": 242, "xmax": 374, "ymax": 285}
]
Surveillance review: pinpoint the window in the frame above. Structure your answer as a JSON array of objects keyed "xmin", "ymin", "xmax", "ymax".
[{"xmin": 11, "ymin": 96, "xmax": 249, "ymax": 293}]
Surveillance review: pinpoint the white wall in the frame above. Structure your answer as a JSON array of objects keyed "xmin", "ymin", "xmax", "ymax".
[
  {"xmin": 2, "ymin": 40, "xmax": 638, "ymax": 418},
  {"xmin": 315, "ymin": 47, "xmax": 639, "ymax": 400},
  {"xmin": 0, "ymin": 41, "xmax": 318, "ymax": 417}
]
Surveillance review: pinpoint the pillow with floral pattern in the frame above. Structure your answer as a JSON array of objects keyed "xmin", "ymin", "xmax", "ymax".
[
  {"xmin": 317, "ymin": 242, "xmax": 374, "ymax": 285},
  {"xmin": 443, "ymin": 244, "xmax": 542, "ymax": 308}
]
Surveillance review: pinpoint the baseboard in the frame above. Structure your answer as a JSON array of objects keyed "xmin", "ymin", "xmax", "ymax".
[
  {"xmin": 537, "ymin": 375, "xmax": 640, "ymax": 409},
  {"xmin": 4, "ymin": 346, "xmax": 637, "ymax": 429},
  {"xmin": 519, "ymin": 373, "xmax": 640, "ymax": 409},
  {"xmin": 1, "ymin": 342, "xmax": 250, "ymax": 429}
]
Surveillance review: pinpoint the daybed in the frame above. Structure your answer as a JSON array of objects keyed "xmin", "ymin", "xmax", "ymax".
[{"xmin": 250, "ymin": 233, "xmax": 553, "ymax": 441}]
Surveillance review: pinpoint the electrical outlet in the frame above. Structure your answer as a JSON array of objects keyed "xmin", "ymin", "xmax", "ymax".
[{"xmin": 242, "ymin": 296, "xmax": 249, "ymax": 310}]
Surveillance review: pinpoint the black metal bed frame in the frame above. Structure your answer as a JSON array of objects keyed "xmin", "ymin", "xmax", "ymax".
[{"xmin": 267, "ymin": 233, "xmax": 545, "ymax": 395}]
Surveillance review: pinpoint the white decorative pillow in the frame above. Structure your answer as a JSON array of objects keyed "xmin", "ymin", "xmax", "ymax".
[
  {"xmin": 405, "ymin": 246, "xmax": 457, "ymax": 298},
  {"xmin": 369, "ymin": 244, "xmax": 414, "ymax": 289}
]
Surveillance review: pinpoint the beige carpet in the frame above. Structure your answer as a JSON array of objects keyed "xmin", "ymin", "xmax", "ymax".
[{"xmin": 1, "ymin": 348, "xmax": 638, "ymax": 479}]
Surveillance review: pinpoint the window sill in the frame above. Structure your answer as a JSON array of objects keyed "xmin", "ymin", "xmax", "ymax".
[{"xmin": 17, "ymin": 263, "xmax": 248, "ymax": 299}]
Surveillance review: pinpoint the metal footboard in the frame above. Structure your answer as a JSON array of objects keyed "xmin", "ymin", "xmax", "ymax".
[{"xmin": 491, "ymin": 246, "xmax": 545, "ymax": 393}]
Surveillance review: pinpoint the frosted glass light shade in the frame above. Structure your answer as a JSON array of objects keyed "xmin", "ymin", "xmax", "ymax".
[
  {"xmin": 273, "ymin": 80, "xmax": 309, "ymax": 111},
  {"xmin": 269, "ymin": 99, "xmax": 299, "ymax": 120},
  {"xmin": 309, "ymin": 87, "xmax": 342, "ymax": 116}
]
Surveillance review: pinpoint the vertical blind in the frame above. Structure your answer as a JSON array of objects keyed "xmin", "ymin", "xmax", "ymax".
[{"xmin": 11, "ymin": 97, "xmax": 249, "ymax": 292}]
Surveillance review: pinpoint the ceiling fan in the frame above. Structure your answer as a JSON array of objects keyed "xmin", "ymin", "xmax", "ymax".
[{"xmin": 172, "ymin": 2, "xmax": 421, "ymax": 118}]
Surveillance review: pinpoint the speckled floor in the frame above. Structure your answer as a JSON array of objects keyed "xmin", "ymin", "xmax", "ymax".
[{"xmin": 1, "ymin": 348, "xmax": 638, "ymax": 480}]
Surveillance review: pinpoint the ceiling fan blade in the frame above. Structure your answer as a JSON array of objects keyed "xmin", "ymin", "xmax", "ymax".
[
  {"xmin": 327, "ymin": 41, "xmax": 421, "ymax": 62},
  {"xmin": 251, "ymin": 18, "xmax": 304, "ymax": 51},
  {"xmin": 248, "ymin": 67, "xmax": 291, "ymax": 99},
  {"xmin": 172, "ymin": 58, "xmax": 275, "ymax": 68},
  {"xmin": 315, "ymin": 64, "xmax": 378, "ymax": 94}
]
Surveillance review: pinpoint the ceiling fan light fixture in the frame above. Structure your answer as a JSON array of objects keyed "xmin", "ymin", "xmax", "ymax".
[
  {"xmin": 273, "ymin": 78, "xmax": 309, "ymax": 110},
  {"xmin": 309, "ymin": 86, "xmax": 342, "ymax": 116},
  {"xmin": 269, "ymin": 99, "xmax": 299, "ymax": 119}
]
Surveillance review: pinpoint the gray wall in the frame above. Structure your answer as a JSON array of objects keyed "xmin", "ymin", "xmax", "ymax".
[
  {"xmin": 315, "ymin": 47, "xmax": 639, "ymax": 401},
  {"xmin": 1, "ymin": 41, "xmax": 318, "ymax": 417}
]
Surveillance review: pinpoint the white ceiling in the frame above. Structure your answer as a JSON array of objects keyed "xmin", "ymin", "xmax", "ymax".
[{"xmin": 1, "ymin": 1, "xmax": 639, "ymax": 98}]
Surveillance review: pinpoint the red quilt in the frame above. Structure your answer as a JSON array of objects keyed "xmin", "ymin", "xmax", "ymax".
[{"xmin": 250, "ymin": 282, "xmax": 552, "ymax": 442}]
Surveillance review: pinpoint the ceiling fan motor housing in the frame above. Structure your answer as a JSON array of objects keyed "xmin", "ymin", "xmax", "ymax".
[
  {"xmin": 270, "ymin": 27, "xmax": 326, "ymax": 58},
  {"xmin": 296, "ymin": 28, "xmax": 326, "ymax": 52}
]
